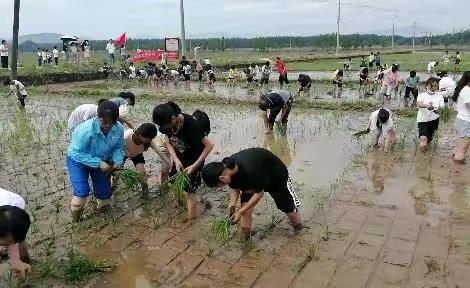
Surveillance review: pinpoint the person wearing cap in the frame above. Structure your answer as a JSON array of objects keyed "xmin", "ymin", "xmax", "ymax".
[
  {"xmin": 201, "ymin": 147, "xmax": 303, "ymax": 240},
  {"xmin": 258, "ymin": 90, "xmax": 293, "ymax": 134}
]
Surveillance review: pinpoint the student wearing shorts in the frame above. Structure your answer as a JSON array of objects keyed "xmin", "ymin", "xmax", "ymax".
[
  {"xmin": 66, "ymin": 101, "xmax": 125, "ymax": 221},
  {"xmin": 0, "ymin": 188, "xmax": 31, "ymax": 279},
  {"xmin": 3, "ymin": 79, "xmax": 28, "ymax": 109},
  {"xmin": 152, "ymin": 102, "xmax": 214, "ymax": 219},
  {"xmin": 258, "ymin": 90, "xmax": 293, "ymax": 134},
  {"xmin": 404, "ymin": 71, "xmax": 420, "ymax": 106},
  {"xmin": 297, "ymin": 74, "xmax": 312, "ymax": 95},
  {"xmin": 201, "ymin": 148, "xmax": 303, "ymax": 239},
  {"xmin": 416, "ymin": 77, "xmax": 445, "ymax": 151},
  {"xmin": 123, "ymin": 123, "xmax": 172, "ymax": 196},
  {"xmin": 452, "ymin": 71, "xmax": 470, "ymax": 163}
]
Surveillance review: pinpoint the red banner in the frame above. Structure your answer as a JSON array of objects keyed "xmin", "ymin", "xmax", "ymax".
[
  {"xmin": 131, "ymin": 50, "xmax": 179, "ymax": 62},
  {"xmin": 114, "ymin": 33, "xmax": 126, "ymax": 47}
]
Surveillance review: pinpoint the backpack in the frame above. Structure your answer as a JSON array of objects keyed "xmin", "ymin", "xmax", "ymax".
[{"xmin": 192, "ymin": 110, "xmax": 211, "ymax": 136}]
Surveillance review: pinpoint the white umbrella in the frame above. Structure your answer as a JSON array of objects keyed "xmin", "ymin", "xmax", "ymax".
[{"xmin": 60, "ymin": 35, "xmax": 78, "ymax": 41}]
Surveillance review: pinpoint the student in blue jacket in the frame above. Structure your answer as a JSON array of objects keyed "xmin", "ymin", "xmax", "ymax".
[{"xmin": 66, "ymin": 101, "xmax": 125, "ymax": 221}]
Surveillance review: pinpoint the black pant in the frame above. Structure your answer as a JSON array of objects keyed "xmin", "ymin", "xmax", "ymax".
[
  {"xmin": 418, "ymin": 118, "xmax": 439, "ymax": 143},
  {"xmin": 54, "ymin": 57, "xmax": 59, "ymax": 65},
  {"xmin": 279, "ymin": 73, "xmax": 289, "ymax": 85},
  {"xmin": 1, "ymin": 56, "xmax": 8, "ymax": 68},
  {"xmin": 404, "ymin": 86, "xmax": 418, "ymax": 99}
]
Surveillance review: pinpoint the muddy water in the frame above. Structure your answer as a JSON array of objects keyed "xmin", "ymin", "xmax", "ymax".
[{"xmin": 1, "ymin": 92, "xmax": 469, "ymax": 287}]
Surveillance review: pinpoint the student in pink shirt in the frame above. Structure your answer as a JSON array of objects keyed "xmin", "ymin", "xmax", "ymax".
[{"xmin": 380, "ymin": 64, "xmax": 400, "ymax": 99}]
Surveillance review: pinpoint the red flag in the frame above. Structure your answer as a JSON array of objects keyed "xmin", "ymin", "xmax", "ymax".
[{"xmin": 114, "ymin": 33, "xmax": 126, "ymax": 47}]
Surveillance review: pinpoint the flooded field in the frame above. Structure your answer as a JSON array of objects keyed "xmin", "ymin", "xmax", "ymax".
[{"xmin": 0, "ymin": 83, "xmax": 470, "ymax": 287}]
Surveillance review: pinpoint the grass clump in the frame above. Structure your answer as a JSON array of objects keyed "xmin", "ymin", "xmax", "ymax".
[
  {"xmin": 114, "ymin": 168, "xmax": 144, "ymax": 191},
  {"xmin": 212, "ymin": 217, "xmax": 234, "ymax": 244},
  {"xmin": 439, "ymin": 107, "xmax": 454, "ymax": 123},
  {"xmin": 62, "ymin": 251, "xmax": 115, "ymax": 282},
  {"xmin": 169, "ymin": 171, "xmax": 191, "ymax": 208}
]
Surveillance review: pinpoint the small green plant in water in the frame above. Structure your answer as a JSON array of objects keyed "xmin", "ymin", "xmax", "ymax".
[
  {"xmin": 115, "ymin": 168, "xmax": 144, "ymax": 191},
  {"xmin": 212, "ymin": 217, "xmax": 233, "ymax": 244},
  {"xmin": 169, "ymin": 171, "xmax": 190, "ymax": 208},
  {"xmin": 62, "ymin": 251, "xmax": 115, "ymax": 282}
]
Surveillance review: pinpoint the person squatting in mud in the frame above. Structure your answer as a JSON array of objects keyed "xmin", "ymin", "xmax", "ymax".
[{"xmin": 202, "ymin": 147, "xmax": 303, "ymax": 240}]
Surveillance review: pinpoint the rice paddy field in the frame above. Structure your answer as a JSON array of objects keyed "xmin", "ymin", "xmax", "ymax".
[
  {"xmin": 0, "ymin": 49, "xmax": 467, "ymax": 80},
  {"xmin": 1, "ymin": 78, "xmax": 470, "ymax": 287}
]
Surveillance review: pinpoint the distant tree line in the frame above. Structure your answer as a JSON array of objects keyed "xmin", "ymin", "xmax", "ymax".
[{"xmin": 18, "ymin": 30, "xmax": 470, "ymax": 52}]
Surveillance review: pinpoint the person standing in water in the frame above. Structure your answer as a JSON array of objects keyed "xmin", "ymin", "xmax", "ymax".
[
  {"xmin": 452, "ymin": 71, "xmax": 470, "ymax": 163},
  {"xmin": 258, "ymin": 90, "xmax": 293, "ymax": 134},
  {"xmin": 332, "ymin": 69, "xmax": 343, "ymax": 98},
  {"xmin": 297, "ymin": 74, "xmax": 312, "ymax": 96},
  {"xmin": 416, "ymin": 77, "xmax": 445, "ymax": 151},
  {"xmin": 152, "ymin": 102, "xmax": 214, "ymax": 220},
  {"xmin": 404, "ymin": 71, "xmax": 420, "ymax": 107},
  {"xmin": 276, "ymin": 57, "xmax": 289, "ymax": 87},
  {"xmin": 66, "ymin": 101, "xmax": 125, "ymax": 221},
  {"xmin": 201, "ymin": 148, "xmax": 303, "ymax": 240}
]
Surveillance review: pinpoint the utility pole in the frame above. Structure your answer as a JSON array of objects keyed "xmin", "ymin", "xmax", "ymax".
[
  {"xmin": 412, "ymin": 21, "xmax": 416, "ymax": 52},
  {"xmin": 11, "ymin": 0, "xmax": 20, "ymax": 79},
  {"xmin": 392, "ymin": 10, "xmax": 397, "ymax": 50},
  {"xmin": 336, "ymin": 0, "xmax": 340, "ymax": 57},
  {"xmin": 179, "ymin": 0, "xmax": 186, "ymax": 57}
]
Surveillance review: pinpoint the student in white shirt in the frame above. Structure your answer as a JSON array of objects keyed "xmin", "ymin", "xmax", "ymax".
[
  {"xmin": 427, "ymin": 61, "xmax": 438, "ymax": 74},
  {"xmin": 3, "ymin": 79, "xmax": 28, "ymax": 109},
  {"xmin": 452, "ymin": 71, "xmax": 470, "ymax": 162},
  {"xmin": 123, "ymin": 123, "xmax": 172, "ymax": 195},
  {"xmin": 128, "ymin": 62, "xmax": 136, "ymax": 79},
  {"xmin": 361, "ymin": 108, "xmax": 397, "ymax": 149},
  {"xmin": 437, "ymin": 71, "xmax": 456, "ymax": 104},
  {"xmin": 260, "ymin": 61, "xmax": 272, "ymax": 87},
  {"xmin": 106, "ymin": 39, "xmax": 116, "ymax": 63},
  {"xmin": 67, "ymin": 99, "xmax": 107, "ymax": 132},
  {"xmin": 0, "ymin": 40, "xmax": 8, "ymax": 68},
  {"xmin": 0, "ymin": 187, "xmax": 31, "ymax": 279},
  {"xmin": 416, "ymin": 77, "xmax": 445, "ymax": 151},
  {"xmin": 52, "ymin": 46, "xmax": 59, "ymax": 66}
]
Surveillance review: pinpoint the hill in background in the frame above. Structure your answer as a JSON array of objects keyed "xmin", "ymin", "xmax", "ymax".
[{"xmin": 19, "ymin": 33, "xmax": 64, "ymax": 44}]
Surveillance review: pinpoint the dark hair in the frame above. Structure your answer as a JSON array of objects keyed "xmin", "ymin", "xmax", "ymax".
[
  {"xmin": 438, "ymin": 71, "xmax": 448, "ymax": 78},
  {"xmin": 119, "ymin": 92, "xmax": 135, "ymax": 106},
  {"xmin": 3, "ymin": 79, "xmax": 11, "ymax": 86},
  {"xmin": 265, "ymin": 61, "xmax": 270, "ymax": 66},
  {"xmin": 377, "ymin": 108, "xmax": 390, "ymax": 124},
  {"xmin": 0, "ymin": 206, "xmax": 31, "ymax": 242},
  {"xmin": 337, "ymin": 70, "xmax": 344, "ymax": 77},
  {"xmin": 135, "ymin": 123, "xmax": 158, "ymax": 139},
  {"xmin": 97, "ymin": 101, "xmax": 119, "ymax": 122},
  {"xmin": 1, "ymin": 40, "xmax": 5, "ymax": 44},
  {"xmin": 258, "ymin": 95, "xmax": 269, "ymax": 111},
  {"xmin": 231, "ymin": 65, "xmax": 235, "ymax": 69},
  {"xmin": 435, "ymin": 61, "xmax": 439, "ymax": 65},
  {"xmin": 130, "ymin": 62, "xmax": 134, "ymax": 65},
  {"xmin": 453, "ymin": 71, "xmax": 470, "ymax": 102},
  {"xmin": 201, "ymin": 157, "xmax": 236, "ymax": 187},
  {"xmin": 54, "ymin": 45, "xmax": 57, "ymax": 49},
  {"xmin": 391, "ymin": 64, "xmax": 399, "ymax": 73},
  {"xmin": 276, "ymin": 57, "xmax": 280, "ymax": 60},
  {"xmin": 152, "ymin": 101, "xmax": 181, "ymax": 126},
  {"xmin": 251, "ymin": 63, "xmax": 256, "ymax": 67},
  {"xmin": 410, "ymin": 71, "xmax": 417, "ymax": 77},
  {"xmin": 456, "ymin": 51, "xmax": 460, "ymax": 54},
  {"xmin": 97, "ymin": 98, "xmax": 107, "ymax": 105},
  {"xmin": 425, "ymin": 77, "xmax": 440, "ymax": 87}
]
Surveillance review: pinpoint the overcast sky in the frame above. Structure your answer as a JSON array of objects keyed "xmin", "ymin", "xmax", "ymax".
[{"xmin": 1, "ymin": 0, "xmax": 469, "ymax": 39}]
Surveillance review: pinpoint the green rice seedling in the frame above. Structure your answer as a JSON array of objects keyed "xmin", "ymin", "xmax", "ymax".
[
  {"xmin": 169, "ymin": 171, "xmax": 191, "ymax": 208},
  {"xmin": 62, "ymin": 251, "xmax": 115, "ymax": 282},
  {"xmin": 439, "ymin": 107, "xmax": 453, "ymax": 123},
  {"xmin": 114, "ymin": 168, "xmax": 144, "ymax": 192},
  {"xmin": 212, "ymin": 217, "xmax": 233, "ymax": 244}
]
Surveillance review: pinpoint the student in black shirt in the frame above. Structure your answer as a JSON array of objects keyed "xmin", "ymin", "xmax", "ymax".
[
  {"xmin": 258, "ymin": 90, "xmax": 293, "ymax": 134},
  {"xmin": 202, "ymin": 148, "xmax": 302, "ymax": 239},
  {"xmin": 297, "ymin": 74, "xmax": 312, "ymax": 95},
  {"xmin": 152, "ymin": 101, "xmax": 214, "ymax": 219}
]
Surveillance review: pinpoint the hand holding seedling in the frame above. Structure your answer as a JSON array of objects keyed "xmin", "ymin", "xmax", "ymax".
[
  {"xmin": 230, "ymin": 211, "xmax": 242, "ymax": 224},
  {"xmin": 427, "ymin": 102, "xmax": 435, "ymax": 111},
  {"xmin": 184, "ymin": 164, "xmax": 197, "ymax": 175},
  {"xmin": 99, "ymin": 162, "xmax": 114, "ymax": 176},
  {"xmin": 174, "ymin": 159, "xmax": 184, "ymax": 172}
]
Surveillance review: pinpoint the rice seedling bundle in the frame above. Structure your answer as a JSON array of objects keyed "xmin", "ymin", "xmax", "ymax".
[
  {"xmin": 169, "ymin": 171, "xmax": 191, "ymax": 208},
  {"xmin": 115, "ymin": 168, "xmax": 143, "ymax": 191},
  {"xmin": 212, "ymin": 217, "xmax": 233, "ymax": 244}
]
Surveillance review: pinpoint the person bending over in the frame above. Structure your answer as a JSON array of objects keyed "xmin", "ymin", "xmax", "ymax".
[{"xmin": 259, "ymin": 90, "xmax": 293, "ymax": 134}]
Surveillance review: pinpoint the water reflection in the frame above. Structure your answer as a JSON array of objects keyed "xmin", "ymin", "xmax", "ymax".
[
  {"xmin": 263, "ymin": 133, "xmax": 293, "ymax": 167},
  {"xmin": 409, "ymin": 153, "xmax": 440, "ymax": 215},
  {"xmin": 366, "ymin": 149, "xmax": 396, "ymax": 194}
]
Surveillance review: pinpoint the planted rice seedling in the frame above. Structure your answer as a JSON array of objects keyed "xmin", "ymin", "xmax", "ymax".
[
  {"xmin": 168, "ymin": 171, "xmax": 191, "ymax": 208},
  {"xmin": 114, "ymin": 168, "xmax": 144, "ymax": 192},
  {"xmin": 212, "ymin": 217, "xmax": 234, "ymax": 244},
  {"xmin": 62, "ymin": 251, "xmax": 115, "ymax": 282}
]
